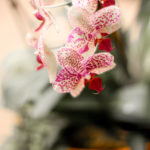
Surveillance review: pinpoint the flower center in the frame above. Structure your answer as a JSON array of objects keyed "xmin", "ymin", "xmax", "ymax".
[
  {"xmin": 85, "ymin": 74, "xmax": 91, "ymax": 80},
  {"xmin": 96, "ymin": 33, "xmax": 102, "ymax": 39}
]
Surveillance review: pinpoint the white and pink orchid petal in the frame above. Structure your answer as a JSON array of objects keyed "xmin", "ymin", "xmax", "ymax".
[
  {"xmin": 57, "ymin": 47, "xmax": 84, "ymax": 72},
  {"xmin": 36, "ymin": 35, "xmax": 45, "ymax": 61},
  {"xmin": 52, "ymin": 67, "xmax": 83, "ymax": 93},
  {"xmin": 38, "ymin": 37, "xmax": 58, "ymax": 83},
  {"xmin": 72, "ymin": 0, "xmax": 98, "ymax": 13},
  {"xmin": 81, "ymin": 38, "xmax": 96, "ymax": 58},
  {"xmin": 66, "ymin": 27, "xmax": 95, "ymax": 56},
  {"xmin": 36, "ymin": 24, "xmax": 51, "ymax": 58},
  {"xmin": 26, "ymin": 33, "xmax": 38, "ymax": 49},
  {"xmin": 68, "ymin": 6, "xmax": 94, "ymax": 33},
  {"xmin": 37, "ymin": 31, "xmax": 58, "ymax": 83},
  {"xmin": 90, "ymin": 6, "xmax": 121, "ymax": 34},
  {"xmin": 84, "ymin": 52, "xmax": 116, "ymax": 74},
  {"xmin": 43, "ymin": 46, "xmax": 58, "ymax": 83},
  {"xmin": 70, "ymin": 77, "xmax": 85, "ymax": 97},
  {"xmin": 66, "ymin": 27, "xmax": 92, "ymax": 50}
]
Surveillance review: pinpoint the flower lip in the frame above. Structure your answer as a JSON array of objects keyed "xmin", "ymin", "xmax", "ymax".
[
  {"xmin": 85, "ymin": 74, "xmax": 91, "ymax": 80},
  {"xmin": 89, "ymin": 77, "xmax": 104, "ymax": 94},
  {"xmin": 83, "ymin": 73, "xmax": 104, "ymax": 94}
]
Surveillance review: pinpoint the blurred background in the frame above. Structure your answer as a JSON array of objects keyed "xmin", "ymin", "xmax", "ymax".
[{"xmin": 0, "ymin": 0, "xmax": 150, "ymax": 150}]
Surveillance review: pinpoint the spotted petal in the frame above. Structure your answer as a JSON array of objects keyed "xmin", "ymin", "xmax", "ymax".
[
  {"xmin": 66, "ymin": 27, "xmax": 96, "ymax": 57},
  {"xmin": 52, "ymin": 67, "xmax": 83, "ymax": 95},
  {"xmin": 70, "ymin": 77, "xmax": 85, "ymax": 97},
  {"xmin": 90, "ymin": 6, "xmax": 121, "ymax": 34},
  {"xmin": 68, "ymin": 6, "xmax": 94, "ymax": 33},
  {"xmin": 57, "ymin": 47, "xmax": 84, "ymax": 72},
  {"xmin": 72, "ymin": 0, "xmax": 98, "ymax": 13},
  {"xmin": 85, "ymin": 52, "xmax": 116, "ymax": 74},
  {"xmin": 81, "ymin": 38, "xmax": 96, "ymax": 58}
]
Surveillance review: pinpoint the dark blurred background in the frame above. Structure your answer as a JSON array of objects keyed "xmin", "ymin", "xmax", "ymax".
[{"xmin": 0, "ymin": 0, "xmax": 150, "ymax": 150}]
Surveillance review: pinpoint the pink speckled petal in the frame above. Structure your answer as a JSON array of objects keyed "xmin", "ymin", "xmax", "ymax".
[
  {"xmin": 57, "ymin": 47, "xmax": 84, "ymax": 72},
  {"xmin": 66, "ymin": 27, "xmax": 92, "ymax": 51},
  {"xmin": 70, "ymin": 77, "xmax": 85, "ymax": 97},
  {"xmin": 91, "ymin": 6, "xmax": 121, "ymax": 34},
  {"xmin": 68, "ymin": 6, "xmax": 94, "ymax": 33},
  {"xmin": 84, "ymin": 52, "xmax": 116, "ymax": 74},
  {"xmin": 81, "ymin": 38, "xmax": 96, "ymax": 58},
  {"xmin": 52, "ymin": 67, "xmax": 83, "ymax": 93},
  {"xmin": 72, "ymin": 0, "xmax": 98, "ymax": 13},
  {"xmin": 66, "ymin": 27, "xmax": 95, "ymax": 56}
]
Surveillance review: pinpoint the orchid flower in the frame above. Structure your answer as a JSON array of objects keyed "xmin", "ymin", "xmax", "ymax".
[
  {"xmin": 26, "ymin": 32, "xmax": 58, "ymax": 83},
  {"xmin": 28, "ymin": 0, "xmax": 62, "ymax": 82},
  {"xmin": 66, "ymin": 4, "xmax": 121, "ymax": 56},
  {"xmin": 52, "ymin": 47, "xmax": 115, "ymax": 97}
]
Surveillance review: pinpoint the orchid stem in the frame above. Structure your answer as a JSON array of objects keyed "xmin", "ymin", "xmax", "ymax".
[{"xmin": 43, "ymin": 1, "xmax": 72, "ymax": 9}]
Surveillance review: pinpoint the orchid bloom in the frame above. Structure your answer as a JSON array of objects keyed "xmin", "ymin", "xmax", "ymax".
[
  {"xmin": 28, "ymin": 0, "xmax": 60, "ymax": 82},
  {"xmin": 26, "ymin": 33, "xmax": 58, "ymax": 83},
  {"xmin": 52, "ymin": 47, "xmax": 115, "ymax": 97},
  {"xmin": 66, "ymin": 3, "xmax": 121, "ymax": 57}
]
